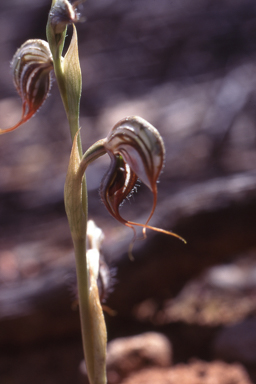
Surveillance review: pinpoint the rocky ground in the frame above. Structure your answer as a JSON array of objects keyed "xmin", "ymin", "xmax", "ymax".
[{"xmin": 1, "ymin": 0, "xmax": 256, "ymax": 383}]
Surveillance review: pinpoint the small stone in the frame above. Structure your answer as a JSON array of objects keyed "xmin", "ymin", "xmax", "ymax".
[
  {"xmin": 121, "ymin": 360, "xmax": 253, "ymax": 384},
  {"xmin": 107, "ymin": 332, "xmax": 172, "ymax": 384}
]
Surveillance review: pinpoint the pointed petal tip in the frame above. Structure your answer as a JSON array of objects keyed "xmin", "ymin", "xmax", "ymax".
[{"xmin": 126, "ymin": 219, "xmax": 186, "ymax": 244}]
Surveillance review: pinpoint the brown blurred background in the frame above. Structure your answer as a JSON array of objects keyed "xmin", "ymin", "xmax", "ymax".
[{"xmin": 1, "ymin": 0, "xmax": 256, "ymax": 383}]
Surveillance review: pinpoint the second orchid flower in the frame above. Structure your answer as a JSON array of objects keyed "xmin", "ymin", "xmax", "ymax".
[{"xmin": 65, "ymin": 116, "xmax": 185, "ymax": 247}]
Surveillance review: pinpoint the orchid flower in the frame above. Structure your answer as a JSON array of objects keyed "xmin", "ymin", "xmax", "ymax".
[
  {"xmin": 0, "ymin": 39, "xmax": 53, "ymax": 135},
  {"xmin": 100, "ymin": 116, "xmax": 186, "ymax": 243},
  {"xmin": 66, "ymin": 116, "xmax": 185, "ymax": 249},
  {"xmin": 0, "ymin": 0, "xmax": 84, "ymax": 136}
]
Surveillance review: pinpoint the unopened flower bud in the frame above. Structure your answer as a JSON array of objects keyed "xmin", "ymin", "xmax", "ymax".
[{"xmin": 48, "ymin": 0, "xmax": 81, "ymax": 35}]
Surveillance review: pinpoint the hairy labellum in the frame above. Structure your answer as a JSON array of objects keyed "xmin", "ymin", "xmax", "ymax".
[
  {"xmin": 100, "ymin": 153, "xmax": 138, "ymax": 223},
  {"xmin": 0, "ymin": 39, "xmax": 53, "ymax": 135}
]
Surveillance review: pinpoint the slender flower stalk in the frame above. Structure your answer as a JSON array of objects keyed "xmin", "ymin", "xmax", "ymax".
[
  {"xmin": 64, "ymin": 133, "xmax": 107, "ymax": 384},
  {"xmin": 47, "ymin": 2, "xmax": 107, "ymax": 383}
]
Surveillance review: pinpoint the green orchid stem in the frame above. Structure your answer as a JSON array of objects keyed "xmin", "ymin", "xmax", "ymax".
[
  {"xmin": 47, "ymin": 3, "xmax": 108, "ymax": 382},
  {"xmin": 65, "ymin": 134, "xmax": 107, "ymax": 384},
  {"xmin": 79, "ymin": 139, "xmax": 107, "ymax": 173},
  {"xmin": 53, "ymin": 57, "xmax": 69, "ymax": 119},
  {"xmin": 54, "ymin": 55, "xmax": 91, "ymax": 380},
  {"xmin": 73, "ymin": 236, "xmax": 94, "ymax": 380},
  {"xmin": 52, "ymin": 46, "xmax": 87, "ymax": 220},
  {"xmin": 47, "ymin": 12, "xmax": 93, "ymax": 382},
  {"xmin": 73, "ymin": 234, "xmax": 107, "ymax": 384},
  {"xmin": 50, "ymin": 40, "xmax": 83, "ymax": 151},
  {"xmin": 48, "ymin": 20, "xmax": 87, "ymax": 211},
  {"xmin": 76, "ymin": 140, "xmax": 107, "ymax": 384}
]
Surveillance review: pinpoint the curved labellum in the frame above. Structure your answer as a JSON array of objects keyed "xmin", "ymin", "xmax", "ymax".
[
  {"xmin": 101, "ymin": 116, "xmax": 185, "ymax": 243},
  {"xmin": 0, "ymin": 39, "xmax": 53, "ymax": 135},
  {"xmin": 100, "ymin": 153, "xmax": 138, "ymax": 230}
]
